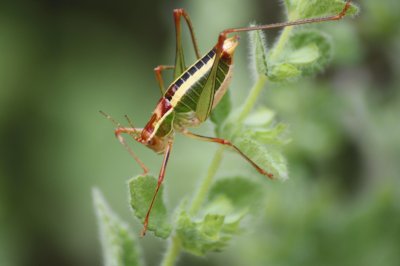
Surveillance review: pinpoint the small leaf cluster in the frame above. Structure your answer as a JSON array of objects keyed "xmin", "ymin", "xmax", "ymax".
[
  {"xmin": 128, "ymin": 175, "xmax": 262, "ymax": 256},
  {"xmin": 93, "ymin": 1, "xmax": 358, "ymax": 265}
]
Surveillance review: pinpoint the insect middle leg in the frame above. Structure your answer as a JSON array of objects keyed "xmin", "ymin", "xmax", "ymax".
[
  {"xmin": 141, "ymin": 139, "xmax": 174, "ymax": 237},
  {"xmin": 181, "ymin": 130, "xmax": 274, "ymax": 179},
  {"xmin": 154, "ymin": 65, "xmax": 174, "ymax": 94}
]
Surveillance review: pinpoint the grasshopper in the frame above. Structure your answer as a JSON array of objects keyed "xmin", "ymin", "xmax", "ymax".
[{"xmin": 102, "ymin": 0, "xmax": 353, "ymax": 236}]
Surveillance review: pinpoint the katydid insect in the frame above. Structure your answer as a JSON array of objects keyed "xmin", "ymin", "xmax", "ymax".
[{"xmin": 101, "ymin": 0, "xmax": 353, "ymax": 236}]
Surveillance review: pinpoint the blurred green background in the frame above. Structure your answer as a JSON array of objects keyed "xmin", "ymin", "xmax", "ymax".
[{"xmin": 1, "ymin": 0, "xmax": 399, "ymax": 265}]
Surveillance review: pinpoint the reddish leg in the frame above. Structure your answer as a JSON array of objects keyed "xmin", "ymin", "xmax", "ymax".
[
  {"xmin": 216, "ymin": 0, "xmax": 353, "ymax": 51},
  {"xmin": 100, "ymin": 111, "xmax": 149, "ymax": 175},
  {"xmin": 114, "ymin": 127, "xmax": 149, "ymax": 175},
  {"xmin": 173, "ymin": 8, "xmax": 201, "ymax": 79},
  {"xmin": 221, "ymin": 0, "xmax": 352, "ymax": 36},
  {"xmin": 141, "ymin": 139, "xmax": 173, "ymax": 237},
  {"xmin": 182, "ymin": 130, "xmax": 273, "ymax": 179},
  {"xmin": 154, "ymin": 65, "xmax": 174, "ymax": 94}
]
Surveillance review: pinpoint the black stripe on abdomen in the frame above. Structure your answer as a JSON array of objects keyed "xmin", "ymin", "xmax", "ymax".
[{"xmin": 164, "ymin": 49, "xmax": 216, "ymax": 101}]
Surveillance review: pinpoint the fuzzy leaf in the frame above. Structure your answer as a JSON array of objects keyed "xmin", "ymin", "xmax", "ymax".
[
  {"xmin": 269, "ymin": 30, "xmax": 332, "ymax": 80},
  {"xmin": 268, "ymin": 63, "xmax": 301, "ymax": 81},
  {"xmin": 208, "ymin": 177, "xmax": 264, "ymax": 212},
  {"xmin": 129, "ymin": 175, "xmax": 171, "ymax": 238},
  {"xmin": 286, "ymin": 43, "xmax": 320, "ymax": 65},
  {"xmin": 234, "ymin": 135, "xmax": 289, "ymax": 180},
  {"xmin": 93, "ymin": 188, "xmax": 143, "ymax": 266},
  {"xmin": 288, "ymin": 30, "xmax": 332, "ymax": 75},
  {"xmin": 284, "ymin": 0, "xmax": 359, "ymax": 20},
  {"xmin": 220, "ymin": 110, "xmax": 290, "ymax": 180},
  {"xmin": 176, "ymin": 211, "xmax": 242, "ymax": 256},
  {"xmin": 243, "ymin": 108, "xmax": 275, "ymax": 127},
  {"xmin": 249, "ymin": 28, "xmax": 268, "ymax": 76}
]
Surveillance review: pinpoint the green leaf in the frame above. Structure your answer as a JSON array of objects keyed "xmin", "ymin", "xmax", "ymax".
[
  {"xmin": 220, "ymin": 109, "xmax": 290, "ymax": 180},
  {"xmin": 208, "ymin": 177, "xmax": 264, "ymax": 212},
  {"xmin": 284, "ymin": 0, "xmax": 359, "ymax": 20},
  {"xmin": 268, "ymin": 63, "xmax": 301, "ymax": 82},
  {"xmin": 176, "ymin": 177, "xmax": 262, "ymax": 256},
  {"xmin": 243, "ymin": 108, "xmax": 275, "ymax": 127},
  {"xmin": 269, "ymin": 30, "xmax": 332, "ymax": 80},
  {"xmin": 129, "ymin": 175, "xmax": 171, "ymax": 238},
  {"xmin": 288, "ymin": 30, "xmax": 332, "ymax": 75},
  {"xmin": 234, "ymin": 135, "xmax": 289, "ymax": 181},
  {"xmin": 248, "ymin": 28, "xmax": 268, "ymax": 76},
  {"xmin": 176, "ymin": 211, "xmax": 242, "ymax": 256},
  {"xmin": 286, "ymin": 43, "xmax": 320, "ymax": 65},
  {"xmin": 92, "ymin": 188, "xmax": 143, "ymax": 266}
]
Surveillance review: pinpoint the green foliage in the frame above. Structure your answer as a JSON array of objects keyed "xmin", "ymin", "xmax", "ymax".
[
  {"xmin": 219, "ymin": 108, "xmax": 290, "ymax": 180},
  {"xmin": 268, "ymin": 30, "xmax": 332, "ymax": 81},
  {"xmin": 177, "ymin": 177, "xmax": 262, "ymax": 256},
  {"xmin": 208, "ymin": 177, "xmax": 263, "ymax": 212},
  {"xmin": 129, "ymin": 175, "xmax": 171, "ymax": 238},
  {"xmin": 93, "ymin": 1, "xmax": 358, "ymax": 265},
  {"xmin": 93, "ymin": 188, "xmax": 143, "ymax": 266},
  {"xmin": 249, "ymin": 28, "xmax": 269, "ymax": 76},
  {"xmin": 284, "ymin": 0, "xmax": 359, "ymax": 20},
  {"xmin": 176, "ymin": 212, "xmax": 240, "ymax": 256}
]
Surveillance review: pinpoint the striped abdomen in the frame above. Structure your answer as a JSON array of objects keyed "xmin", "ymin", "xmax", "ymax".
[{"xmin": 164, "ymin": 48, "xmax": 232, "ymax": 114}]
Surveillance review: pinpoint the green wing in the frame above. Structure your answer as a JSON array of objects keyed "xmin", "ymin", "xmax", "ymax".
[{"xmin": 195, "ymin": 55, "xmax": 221, "ymax": 122}]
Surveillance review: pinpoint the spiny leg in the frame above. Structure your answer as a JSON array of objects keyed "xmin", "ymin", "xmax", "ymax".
[
  {"xmin": 173, "ymin": 8, "xmax": 201, "ymax": 79},
  {"xmin": 114, "ymin": 127, "xmax": 149, "ymax": 175},
  {"xmin": 224, "ymin": 1, "xmax": 352, "ymax": 35},
  {"xmin": 216, "ymin": 0, "xmax": 353, "ymax": 49},
  {"xmin": 100, "ymin": 111, "xmax": 149, "ymax": 174},
  {"xmin": 140, "ymin": 139, "xmax": 173, "ymax": 237},
  {"xmin": 181, "ymin": 130, "xmax": 273, "ymax": 179},
  {"xmin": 154, "ymin": 65, "xmax": 174, "ymax": 94}
]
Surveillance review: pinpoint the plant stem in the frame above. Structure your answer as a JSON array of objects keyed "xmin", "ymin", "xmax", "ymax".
[
  {"xmin": 161, "ymin": 72, "xmax": 268, "ymax": 266},
  {"xmin": 189, "ymin": 146, "xmax": 225, "ymax": 215},
  {"xmin": 161, "ymin": 235, "xmax": 181, "ymax": 266},
  {"xmin": 269, "ymin": 27, "xmax": 292, "ymax": 63},
  {"xmin": 160, "ymin": 148, "xmax": 224, "ymax": 266},
  {"xmin": 237, "ymin": 74, "xmax": 268, "ymax": 123}
]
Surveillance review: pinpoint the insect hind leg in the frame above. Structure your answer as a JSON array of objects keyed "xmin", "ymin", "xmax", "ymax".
[
  {"xmin": 181, "ymin": 130, "xmax": 273, "ymax": 179},
  {"xmin": 219, "ymin": 0, "xmax": 353, "ymax": 37}
]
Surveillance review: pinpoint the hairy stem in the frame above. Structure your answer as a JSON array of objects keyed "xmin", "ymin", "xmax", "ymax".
[
  {"xmin": 237, "ymin": 74, "xmax": 268, "ymax": 123},
  {"xmin": 161, "ymin": 74, "xmax": 268, "ymax": 266},
  {"xmin": 161, "ymin": 236, "xmax": 181, "ymax": 266},
  {"xmin": 189, "ymin": 146, "xmax": 225, "ymax": 215},
  {"xmin": 269, "ymin": 26, "xmax": 292, "ymax": 63}
]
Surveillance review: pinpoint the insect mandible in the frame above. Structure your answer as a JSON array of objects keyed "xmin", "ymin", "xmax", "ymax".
[{"xmin": 101, "ymin": 0, "xmax": 353, "ymax": 236}]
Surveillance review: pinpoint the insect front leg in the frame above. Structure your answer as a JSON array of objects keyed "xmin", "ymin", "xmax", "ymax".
[
  {"xmin": 181, "ymin": 130, "xmax": 273, "ymax": 179},
  {"xmin": 172, "ymin": 8, "xmax": 201, "ymax": 79},
  {"xmin": 114, "ymin": 127, "xmax": 149, "ymax": 175},
  {"xmin": 140, "ymin": 139, "xmax": 173, "ymax": 237},
  {"xmin": 154, "ymin": 65, "xmax": 174, "ymax": 94}
]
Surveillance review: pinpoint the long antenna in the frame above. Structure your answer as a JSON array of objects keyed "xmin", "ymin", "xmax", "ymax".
[
  {"xmin": 124, "ymin": 114, "xmax": 139, "ymax": 135},
  {"xmin": 99, "ymin": 110, "xmax": 121, "ymax": 128}
]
